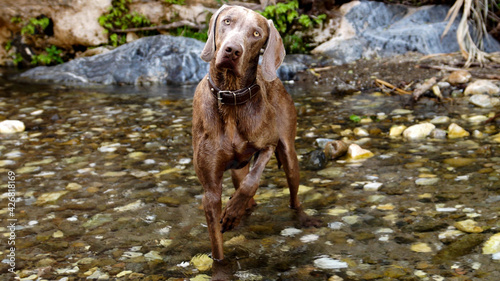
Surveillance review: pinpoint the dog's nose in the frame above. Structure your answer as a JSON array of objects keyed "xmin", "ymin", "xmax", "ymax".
[{"xmin": 224, "ymin": 44, "xmax": 242, "ymax": 60}]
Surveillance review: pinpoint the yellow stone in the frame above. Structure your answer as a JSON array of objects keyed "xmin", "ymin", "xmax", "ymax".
[
  {"xmin": 447, "ymin": 123, "xmax": 470, "ymax": 139},
  {"xmin": 454, "ymin": 219, "xmax": 483, "ymax": 233},
  {"xmin": 411, "ymin": 243, "xmax": 432, "ymax": 253},
  {"xmin": 482, "ymin": 233, "xmax": 500, "ymax": 254},
  {"xmin": 190, "ymin": 254, "xmax": 213, "ymax": 272}
]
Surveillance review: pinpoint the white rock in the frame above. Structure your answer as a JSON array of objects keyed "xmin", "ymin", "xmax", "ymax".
[
  {"xmin": 464, "ymin": 79, "xmax": 500, "ymax": 96},
  {"xmin": 469, "ymin": 94, "xmax": 500, "ymax": 108},
  {"xmin": 482, "ymin": 233, "xmax": 500, "ymax": 254},
  {"xmin": 347, "ymin": 144, "xmax": 374, "ymax": 159},
  {"xmin": 313, "ymin": 256, "xmax": 348, "ymax": 269},
  {"xmin": 300, "ymin": 234, "xmax": 319, "ymax": 243},
  {"xmin": 281, "ymin": 227, "xmax": 303, "ymax": 237},
  {"xmin": 403, "ymin": 123, "xmax": 435, "ymax": 140},
  {"xmin": 353, "ymin": 127, "xmax": 369, "ymax": 137},
  {"xmin": 364, "ymin": 182, "xmax": 383, "ymax": 191},
  {"xmin": 0, "ymin": 120, "xmax": 25, "ymax": 133},
  {"xmin": 430, "ymin": 116, "xmax": 450, "ymax": 124}
]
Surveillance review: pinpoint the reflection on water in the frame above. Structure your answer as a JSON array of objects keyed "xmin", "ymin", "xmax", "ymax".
[{"xmin": 0, "ymin": 69, "xmax": 499, "ymax": 280}]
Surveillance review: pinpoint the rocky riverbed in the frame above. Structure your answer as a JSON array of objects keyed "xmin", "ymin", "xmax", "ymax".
[{"xmin": 0, "ymin": 53, "xmax": 499, "ymax": 280}]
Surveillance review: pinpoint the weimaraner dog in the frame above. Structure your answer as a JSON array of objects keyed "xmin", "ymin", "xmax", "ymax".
[{"xmin": 192, "ymin": 4, "xmax": 320, "ymax": 263}]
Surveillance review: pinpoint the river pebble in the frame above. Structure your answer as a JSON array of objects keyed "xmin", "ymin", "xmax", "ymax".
[
  {"xmin": 403, "ymin": 123, "xmax": 435, "ymax": 140},
  {"xmin": 469, "ymin": 94, "xmax": 500, "ymax": 107},
  {"xmin": 0, "ymin": 119, "xmax": 25, "ymax": 133},
  {"xmin": 447, "ymin": 123, "xmax": 470, "ymax": 138},
  {"xmin": 482, "ymin": 233, "xmax": 500, "ymax": 254},
  {"xmin": 464, "ymin": 79, "xmax": 500, "ymax": 95},
  {"xmin": 448, "ymin": 70, "xmax": 471, "ymax": 84},
  {"xmin": 347, "ymin": 143, "xmax": 374, "ymax": 159},
  {"xmin": 313, "ymin": 256, "xmax": 348, "ymax": 270}
]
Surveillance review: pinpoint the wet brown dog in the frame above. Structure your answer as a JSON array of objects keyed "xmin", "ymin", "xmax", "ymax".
[{"xmin": 192, "ymin": 5, "xmax": 319, "ymax": 263}]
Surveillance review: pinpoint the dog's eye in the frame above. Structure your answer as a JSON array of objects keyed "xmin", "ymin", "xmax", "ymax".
[
  {"xmin": 253, "ymin": 31, "xmax": 260, "ymax": 37},
  {"xmin": 224, "ymin": 19, "xmax": 231, "ymax": 25}
]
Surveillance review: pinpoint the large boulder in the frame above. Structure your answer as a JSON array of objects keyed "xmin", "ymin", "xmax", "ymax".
[
  {"xmin": 16, "ymin": 35, "xmax": 209, "ymax": 85},
  {"xmin": 313, "ymin": 1, "xmax": 500, "ymax": 64}
]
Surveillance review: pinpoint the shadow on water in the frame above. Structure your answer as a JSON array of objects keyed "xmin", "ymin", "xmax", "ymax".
[{"xmin": 0, "ymin": 67, "xmax": 499, "ymax": 280}]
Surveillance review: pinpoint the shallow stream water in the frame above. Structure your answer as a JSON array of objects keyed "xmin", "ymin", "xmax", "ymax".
[{"xmin": 0, "ymin": 69, "xmax": 499, "ymax": 280}]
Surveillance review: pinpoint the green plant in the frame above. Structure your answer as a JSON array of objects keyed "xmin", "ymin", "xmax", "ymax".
[
  {"xmin": 21, "ymin": 17, "xmax": 50, "ymax": 35},
  {"xmin": 260, "ymin": 0, "xmax": 326, "ymax": 54},
  {"xmin": 31, "ymin": 45, "xmax": 64, "ymax": 65},
  {"xmin": 170, "ymin": 26, "xmax": 208, "ymax": 42},
  {"xmin": 164, "ymin": 0, "xmax": 185, "ymax": 4},
  {"xmin": 99, "ymin": 0, "xmax": 153, "ymax": 47}
]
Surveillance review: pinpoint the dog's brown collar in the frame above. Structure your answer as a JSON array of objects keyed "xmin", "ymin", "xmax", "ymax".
[{"xmin": 207, "ymin": 75, "xmax": 260, "ymax": 106}]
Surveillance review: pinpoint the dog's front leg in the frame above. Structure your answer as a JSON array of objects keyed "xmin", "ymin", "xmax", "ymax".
[{"xmin": 221, "ymin": 146, "xmax": 275, "ymax": 233}]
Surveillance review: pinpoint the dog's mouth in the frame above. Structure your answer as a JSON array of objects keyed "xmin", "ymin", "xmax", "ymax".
[{"xmin": 215, "ymin": 56, "xmax": 241, "ymax": 76}]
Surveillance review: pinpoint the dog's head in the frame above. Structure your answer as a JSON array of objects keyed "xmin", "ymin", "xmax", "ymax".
[{"xmin": 201, "ymin": 5, "xmax": 286, "ymax": 82}]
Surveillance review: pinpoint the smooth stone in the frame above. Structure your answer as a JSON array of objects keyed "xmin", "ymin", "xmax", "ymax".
[
  {"xmin": 113, "ymin": 200, "xmax": 144, "ymax": 212},
  {"xmin": 364, "ymin": 182, "xmax": 383, "ymax": 191},
  {"xmin": 411, "ymin": 242, "xmax": 433, "ymax": 253},
  {"xmin": 144, "ymin": 251, "xmax": 163, "ymax": 261},
  {"xmin": 327, "ymin": 207, "xmax": 349, "ymax": 216},
  {"xmin": 317, "ymin": 167, "xmax": 345, "ymax": 178},
  {"xmin": 391, "ymin": 109, "xmax": 413, "ymax": 115},
  {"xmin": 16, "ymin": 166, "xmax": 41, "ymax": 174},
  {"xmin": 448, "ymin": 70, "xmax": 471, "ymax": 84},
  {"xmin": 315, "ymin": 138, "xmax": 334, "ymax": 148},
  {"xmin": 389, "ymin": 125, "xmax": 406, "ymax": 137},
  {"xmin": 324, "ymin": 140, "xmax": 348, "ymax": 160},
  {"xmin": 467, "ymin": 115, "xmax": 488, "ymax": 123},
  {"xmin": 102, "ymin": 171, "xmax": 127, "ymax": 177},
  {"xmin": 454, "ymin": 219, "xmax": 484, "ymax": 233},
  {"xmin": 430, "ymin": 116, "xmax": 450, "ymax": 124},
  {"xmin": 347, "ymin": 144, "xmax": 374, "ymax": 160},
  {"xmin": 482, "ymin": 233, "xmax": 500, "ymax": 254},
  {"xmin": 443, "ymin": 157, "xmax": 475, "ymax": 167},
  {"xmin": 300, "ymin": 234, "xmax": 319, "ymax": 243},
  {"xmin": 469, "ymin": 94, "xmax": 500, "ymax": 108},
  {"xmin": 304, "ymin": 150, "xmax": 327, "ymax": 170},
  {"xmin": 342, "ymin": 215, "xmax": 360, "ymax": 225},
  {"xmin": 35, "ymin": 191, "xmax": 69, "ymax": 205},
  {"xmin": 415, "ymin": 178, "xmax": 439, "ymax": 186},
  {"xmin": 281, "ymin": 227, "xmax": 303, "ymax": 237},
  {"xmin": 447, "ymin": 123, "xmax": 470, "ymax": 139},
  {"xmin": 66, "ymin": 182, "xmax": 82, "ymax": 191},
  {"xmin": 491, "ymin": 133, "xmax": 500, "ymax": 143},
  {"xmin": 403, "ymin": 123, "xmax": 435, "ymax": 140},
  {"xmin": 0, "ymin": 120, "xmax": 25, "ymax": 133},
  {"xmin": 464, "ymin": 79, "xmax": 500, "ymax": 96},
  {"xmin": 313, "ymin": 256, "xmax": 348, "ymax": 270},
  {"xmin": 82, "ymin": 214, "xmax": 113, "ymax": 229},
  {"xmin": 0, "ymin": 160, "xmax": 15, "ymax": 167},
  {"xmin": 353, "ymin": 127, "xmax": 369, "ymax": 137},
  {"xmin": 430, "ymin": 129, "xmax": 447, "ymax": 139}
]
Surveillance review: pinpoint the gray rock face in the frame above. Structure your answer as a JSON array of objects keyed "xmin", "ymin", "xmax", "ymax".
[
  {"xmin": 313, "ymin": 1, "xmax": 500, "ymax": 64},
  {"xmin": 17, "ymin": 34, "xmax": 311, "ymax": 85},
  {"xmin": 17, "ymin": 35, "xmax": 209, "ymax": 85}
]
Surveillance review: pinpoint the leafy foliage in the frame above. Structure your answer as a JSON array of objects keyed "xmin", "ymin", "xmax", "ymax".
[
  {"xmin": 164, "ymin": 0, "xmax": 185, "ymax": 4},
  {"xmin": 260, "ymin": 0, "xmax": 326, "ymax": 54},
  {"xmin": 98, "ymin": 0, "xmax": 153, "ymax": 46},
  {"xmin": 31, "ymin": 45, "xmax": 64, "ymax": 65},
  {"xmin": 170, "ymin": 26, "xmax": 208, "ymax": 42}
]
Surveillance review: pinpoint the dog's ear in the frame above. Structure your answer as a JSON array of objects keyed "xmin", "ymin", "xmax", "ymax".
[
  {"xmin": 201, "ymin": 5, "xmax": 229, "ymax": 62},
  {"xmin": 261, "ymin": 19, "xmax": 286, "ymax": 81}
]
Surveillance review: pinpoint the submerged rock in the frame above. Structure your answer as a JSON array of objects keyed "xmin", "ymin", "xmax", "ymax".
[
  {"xmin": 447, "ymin": 123, "xmax": 470, "ymax": 139},
  {"xmin": 403, "ymin": 123, "xmax": 435, "ymax": 140},
  {"xmin": 0, "ymin": 120, "xmax": 25, "ymax": 133},
  {"xmin": 347, "ymin": 143, "xmax": 374, "ymax": 159},
  {"xmin": 464, "ymin": 79, "xmax": 500, "ymax": 96},
  {"xmin": 482, "ymin": 233, "xmax": 500, "ymax": 255}
]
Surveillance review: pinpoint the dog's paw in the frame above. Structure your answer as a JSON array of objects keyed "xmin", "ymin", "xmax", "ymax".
[{"xmin": 220, "ymin": 202, "xmax": 246, "ymax": 233}]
